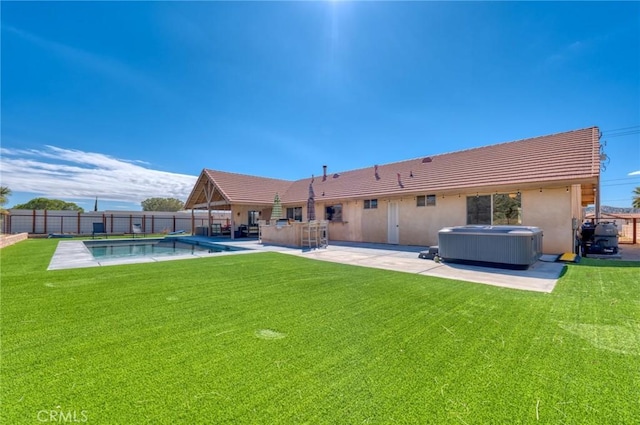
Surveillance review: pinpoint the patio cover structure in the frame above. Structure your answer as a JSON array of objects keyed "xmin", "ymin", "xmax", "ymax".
[{"xmin": 184, "ymin": 170, "xmax": 294, "ymax": 237}]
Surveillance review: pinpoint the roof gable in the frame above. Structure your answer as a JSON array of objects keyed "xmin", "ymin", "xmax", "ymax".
[{"xmin": 185, "ymin": 169, "xmax": 293, "ymax": 208}]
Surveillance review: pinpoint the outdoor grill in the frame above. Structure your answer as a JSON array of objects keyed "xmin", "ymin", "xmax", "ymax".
[
  {"xmin": 437, "ymin": 225, "xmax": 543, "ymax": 269},
  {"xmin": 577, "ymin": 221, "xmax": 619, "ymax": 257}
]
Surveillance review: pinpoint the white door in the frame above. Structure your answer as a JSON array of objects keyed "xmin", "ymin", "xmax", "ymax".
[{"xmin": 388, "ymin": 202, "xmax": 399, "ymax": 244}]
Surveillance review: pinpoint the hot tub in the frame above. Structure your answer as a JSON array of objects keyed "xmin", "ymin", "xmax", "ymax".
[{"xmin": 438, "ymin": 225, "xmax": 543, "ymax": 269}]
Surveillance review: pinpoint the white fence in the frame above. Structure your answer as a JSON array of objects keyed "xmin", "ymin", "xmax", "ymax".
[{"xmin": 5, "ymin": 210, "xmax": 231, "ymax": 235}]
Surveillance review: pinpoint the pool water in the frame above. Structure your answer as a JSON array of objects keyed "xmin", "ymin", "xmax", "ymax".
[{"xmin": 84, "ymin": 238, "xmax": 238, "ymax": 260}]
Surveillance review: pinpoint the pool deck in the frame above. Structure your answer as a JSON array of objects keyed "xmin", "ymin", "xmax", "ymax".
[{"xmin": 48, "ymin": 236, "xmax": 640, "ymax": 293}]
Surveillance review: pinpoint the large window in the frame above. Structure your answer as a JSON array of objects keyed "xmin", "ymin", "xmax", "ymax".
[
  {"xmin": 467, "ymin": 195, "xmax": 491, "ymax": 224},
  {"xmin": 286, "ymin": 207, "xmax": 302, "ymax": 222},
  {"xmin": 467, "ymin": 193, "xmax": 521, "ymax": 225},
  {"xmin": 325, "ymin": 204, "xmax": 342, "ymax": 221}
]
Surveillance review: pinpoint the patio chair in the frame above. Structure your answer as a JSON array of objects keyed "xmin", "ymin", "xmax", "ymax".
[
  {"xmin": 92, "ymin": 222, "xmax": 108, "ymax": 239},
  {"xmin": 131, "ymin": 223, "xmax": 146, "ymax": 238}
]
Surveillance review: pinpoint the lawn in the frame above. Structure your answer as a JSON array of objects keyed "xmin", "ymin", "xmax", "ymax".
[{"xmin": 1, "ymin": 239, "xmax": 639, "ymax": 424}]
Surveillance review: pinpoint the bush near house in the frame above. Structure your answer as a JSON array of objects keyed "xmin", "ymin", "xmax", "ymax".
[{"xmin": 1, "ymin": 239, "xmax": 639, "ymax": 424}]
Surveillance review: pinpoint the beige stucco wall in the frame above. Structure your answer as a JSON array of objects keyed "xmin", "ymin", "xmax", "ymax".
[
  {"xmin": 260, "ymin": 223, "xmax": 302, "ymax": 247},
  {"xmin": 398, "ymin": 196, "xmax": 467, "ymax": 246},
  {"xmin": 314, "ymin": 188, "xmax": 577, "ymax": 254},
  {"xmin": 521, "ymin": 188, "xmax": 575, "ymax": 254},
  {"xmin": 319, "ymin": 195, "xmax": 467, "ymax": 246},
  {"xmin": 322, "ymin": 201, "xmax": 359, "ymax": 242}
]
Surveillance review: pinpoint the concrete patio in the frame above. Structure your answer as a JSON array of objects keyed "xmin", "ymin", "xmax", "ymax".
[{"xmin": 47, "ymin": 236, "xmax": 640, "ymax": 294}]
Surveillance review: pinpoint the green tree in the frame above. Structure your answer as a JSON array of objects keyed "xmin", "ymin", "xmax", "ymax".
[
  {"xmin": 141, "ymin": 197, "xmax": 184, "ymax": 212},
  {"xmin": 0, "ymin": 186, "xmax": 11, "ymax": 207},
  {"xmin": 633, "ymin": 187, "xmax": 640, "ymax": 209},
  {"xmin": 13, "ymin": 197, "xmax": 84, "ymax": 212}
]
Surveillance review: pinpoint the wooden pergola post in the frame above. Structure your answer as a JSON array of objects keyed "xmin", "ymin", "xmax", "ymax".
[{"xmin": 204, "ymin": 180, "xmax": 215, "ymax": 237}]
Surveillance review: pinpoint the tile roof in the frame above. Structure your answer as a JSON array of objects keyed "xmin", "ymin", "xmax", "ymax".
[
  {"xmin": 283, "ymin": 126, "xmax": 600, "ymax": 203},
  {"xmin": 185, "ymin": 127, "xmax": 600, "ymax": 208},
  {"xmin": 185, "ymin": 169, "xmax": 293, "ymax": 207}
]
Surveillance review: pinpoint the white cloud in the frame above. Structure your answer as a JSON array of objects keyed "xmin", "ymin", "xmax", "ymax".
[
  {"xmin": 0, "ymin": 146, "xmax": 197, "ymax": 203},
  {"xmin": 629, "ymin": 170, "xmax": 640, "ymax": 176}
]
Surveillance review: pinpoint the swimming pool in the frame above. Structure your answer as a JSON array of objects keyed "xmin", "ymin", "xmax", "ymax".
[
  {"xmin": 48, "ymin": 237, "xmax": 255, "ymax": 270},
  {"xmin": 84, "ymin": 238, "xmax": 242, "ymax": 260}
]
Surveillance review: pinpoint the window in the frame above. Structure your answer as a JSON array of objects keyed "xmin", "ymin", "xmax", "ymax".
[
  {"xmin": 286, "ymin": 207, "xmax": 302, "ymax": 222},
  {"xmin": 467, "ymin": 195, "xmax": 491, "ymax": 224},
  {"xmin": 248, "ymin": 210, "xmax": 259, "ymax": 225},
  {"xmin": 325, "ymin": 204, "xmax": 343, "ymax": 221},
  {"xmin": 417, "ymin": 194, "xmax": 436, "ymax": 207},
  {"xmin": 466, "ymin": 193, "xmax": 521, "ymax": 225},
  {"xmin": 493, "ymin": 193, "xmax": 522, "ymax": 224},
  {"xmin": 364, "ymin": 199, "xmax": 378, "ymax": 209}
]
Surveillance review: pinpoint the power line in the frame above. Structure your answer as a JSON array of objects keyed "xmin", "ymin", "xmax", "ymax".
[
  {"xmin": 600, "ymin": 125, "xmax": 640, "ymax": 139},
  {"xmin": 601, "ymin": 176, "xmax": 640, "ymax": 183},
  {"xmin": 600, "ymin": 125, "xmax": 640, "ymax": 141},
  {"xmin": 600, "ymin": 182, "xmax": 640, "ymax": 187},
  {"xmin": 603, "ymin": 130, "xmax": 640, "ymax": 138},
  {"xmin": 601, "ymin": 125, "xmax": 640, "ymax": 134}
]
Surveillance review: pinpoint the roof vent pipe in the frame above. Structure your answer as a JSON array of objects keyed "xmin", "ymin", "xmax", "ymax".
[{"xmin": 322, "ymin": 165, "xmax": 327, "ymax": 181}]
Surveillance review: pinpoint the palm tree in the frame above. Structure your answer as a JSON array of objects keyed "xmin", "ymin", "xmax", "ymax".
[
  {"xmin": 633, "ymin": 186, "xmax": 640, "ymax": 209},
  {"xmin": 0, "ymin": 186, "xmax": 11, "ymax": 207}
]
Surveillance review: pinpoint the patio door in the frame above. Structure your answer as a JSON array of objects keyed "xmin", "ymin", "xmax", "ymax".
[{"xmin": 388, "ymin": 201, "xmax": 399, "ymax": 244}]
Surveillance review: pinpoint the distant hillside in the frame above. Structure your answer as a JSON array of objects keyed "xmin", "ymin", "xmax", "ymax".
[{"xmin": 585, "ymin": 205, "xmax": 640, "ymax": 214}]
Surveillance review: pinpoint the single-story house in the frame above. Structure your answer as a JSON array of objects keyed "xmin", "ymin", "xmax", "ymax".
[{"xmin": 185, "ymin": 127, "xmax": 601, "ymax": 254}]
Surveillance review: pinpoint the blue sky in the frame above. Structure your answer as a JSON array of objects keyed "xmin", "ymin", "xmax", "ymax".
[{"xmin": 1, "ymin": 1, "xmax": 639, "ymax": 211}]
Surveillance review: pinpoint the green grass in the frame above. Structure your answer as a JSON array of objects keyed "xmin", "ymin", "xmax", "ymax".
[{"xmin": 2, "ymin": 239, "xmax": 639, "ymax": 424}]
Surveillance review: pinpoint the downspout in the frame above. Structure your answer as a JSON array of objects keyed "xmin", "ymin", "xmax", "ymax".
[
  {"xmin": 595, "ymin": 129, "xmax": 606, "ymax": 222},
  {"xmin": 595, "ymin": 176, "xmax": 601, "ymax": 222}
]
